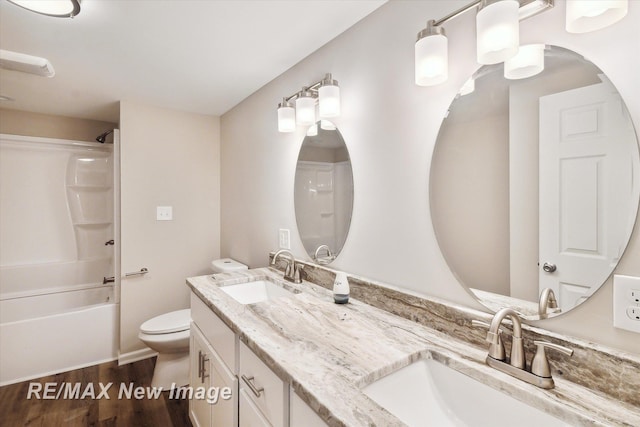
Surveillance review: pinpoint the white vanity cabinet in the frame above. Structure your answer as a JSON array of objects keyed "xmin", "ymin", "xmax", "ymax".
[
  {"xmin": 290, "ymin": 389, "xmax": 328, "ymax": 427},
  {"xmin": 190, "ymin": 293, "xmax": 239, "ymax": 427},
  {"xmin": 239, "ymin": 341, "xmax": 289, "ymax": 427}
]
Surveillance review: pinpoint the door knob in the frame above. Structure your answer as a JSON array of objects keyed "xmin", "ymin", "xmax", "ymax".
[{"xmin": 542, "ymin": 262, "xmax": 557, "ymax": 273}]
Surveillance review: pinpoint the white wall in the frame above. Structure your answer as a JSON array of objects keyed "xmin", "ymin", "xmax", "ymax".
[
  {"xmin": 220, "ymin": 0, "xmax": 640, "ymax": 354},
  {"xmin": 119, "ymin": 101, "xmax": 220, "ymax": 357}
]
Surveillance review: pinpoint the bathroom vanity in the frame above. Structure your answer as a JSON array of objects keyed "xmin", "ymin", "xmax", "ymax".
[{"xmin": 187, "ymin": 266, "xmax": 640, "ymax": 427}]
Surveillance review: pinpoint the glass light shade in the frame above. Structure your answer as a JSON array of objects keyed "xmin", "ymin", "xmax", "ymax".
[
  {"xmin": 415, "ymin": 34, "xmax": 448, "ymax": 86},
  {"xmin": 459, "ymin": 77, "xmax": 475, "ymax": 96},
  {"xmin": 476, "ymin": 0, "xmax": 520, "ymax": 65},
  {"xmin": 7, "ymin": 0, "xmax": 81, "ymax": 17},
  {"xmin": 504, "ymin": 44, "xmax": 545, "ymax": 79},
  {"xmin": 318, "ymin": 84, "xmax": 340, "ymax": 118},
  {"xmin": 306, "ymin": 124, "xmax": 318, "ymax": 137},
  {"xmin": 295, "ymin": 96, "xmax": 316, "ymax": 126},
  {"xmin": 277, "ymin": 105, "xmax": 295, "ymax": 133},
  {"xmin": 566, "ymin": 0, "xmax": 628, "ymax": 33},
  {"xmin": 320, "ymin": 120, "xmax": 336, "ymax": 130}
]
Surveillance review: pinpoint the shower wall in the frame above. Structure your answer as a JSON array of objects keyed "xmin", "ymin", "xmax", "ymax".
[{"xmin": 0, "ymin": 134, "xmax": 114, "ymax": 298}]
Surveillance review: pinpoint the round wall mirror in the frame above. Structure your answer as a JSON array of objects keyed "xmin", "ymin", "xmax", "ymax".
[
  {"xmin": 430, "ymin": 45, "xmax": 640, "ymax": 320},
  {"xmin": 295, "ymin": 121, "xmax": 354, "ymax": 264}
]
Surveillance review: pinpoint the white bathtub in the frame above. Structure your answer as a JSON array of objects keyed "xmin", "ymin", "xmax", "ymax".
[{"xmin": 0, "ymin": 285, "xmax": 118, "ymax": 386}]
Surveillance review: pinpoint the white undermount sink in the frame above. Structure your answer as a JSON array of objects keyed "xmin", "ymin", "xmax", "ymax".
[
  {"xmin": 220, "ymin": 280, "xmax": 295, "ymax": 305},
  {"xmin": 363, "ymin": 357, "xmax": 569, "ymax": 427}
]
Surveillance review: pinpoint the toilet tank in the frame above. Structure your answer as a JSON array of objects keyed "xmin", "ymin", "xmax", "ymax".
[{"xmin": 211, "ymin": 258, "xmax": 248, "ymax": 274}]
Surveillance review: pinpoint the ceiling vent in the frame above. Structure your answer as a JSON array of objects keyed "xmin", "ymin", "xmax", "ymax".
[{"xmin": 0, "ymin": 50, "xmax": 55, "ymax": 77}]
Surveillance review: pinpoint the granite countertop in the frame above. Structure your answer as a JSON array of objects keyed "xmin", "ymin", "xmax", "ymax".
[{"xmin": 187, "ymin": 268, "xmax": 640, "ymax": 427}]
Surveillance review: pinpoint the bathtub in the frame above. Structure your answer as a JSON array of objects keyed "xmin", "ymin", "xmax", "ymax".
[{"xmin": 0, "ymin": 283, "xmax": 118, "ymax": 386}]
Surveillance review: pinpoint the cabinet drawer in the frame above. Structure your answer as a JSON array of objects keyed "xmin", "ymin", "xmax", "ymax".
[
  {"xmin": 191, "ymin": 292, "xmax": 237, "ymax": 374},
  {"xmin": 239, "ymin": 389, "xmax": 271, "ymax": 427},
  {"xmin": 290, "ymin": 388, "xmax": 328, "ymax": 427},
  {"xmin": 240, "ymin": 341, "xmax": 288, "ymax": 427}
]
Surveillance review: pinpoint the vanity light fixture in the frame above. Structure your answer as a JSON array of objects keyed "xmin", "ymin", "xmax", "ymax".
[
  {"xmin": 476, "ymin": 0, "xmax": 520, "ymax": 65},
  {"xmin": 277, "ymin": 73, "xmax": 341, "ymax": 133},
  {"xmin": 566, "ymin": 0, "xmax": 628, "ymax": 33},
  {"xmin": 415, "ymin": 0, "xmax": 554, "ymax": 86},
  {"xmin": 7, "ymin": 0, "xmax": 81, "ymax": 18},
  {"xmin": 504, "ymin": 43, "xmax": 545, "ymax": 79}
]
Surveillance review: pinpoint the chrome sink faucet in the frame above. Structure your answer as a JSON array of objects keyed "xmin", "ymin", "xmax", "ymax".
[
  {"xmin": 477, "ymin": 308, "xmax": 574, "ymax": 389},
  {"xmin": 271, "ymin": 249, "xmax": 303, "ymax": 284},
  {"xmin": 538, "ymin": 288, "xmax": 559, "ymax": 318}
]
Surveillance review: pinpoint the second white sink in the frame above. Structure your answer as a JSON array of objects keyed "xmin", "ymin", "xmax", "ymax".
[
  {"xmin": 220, "ymin": 280, "xmax": 294, "ymax": 305},
  {"xmin": 363, "ymin": 357, "xmax": 569, "ymax": 427}
]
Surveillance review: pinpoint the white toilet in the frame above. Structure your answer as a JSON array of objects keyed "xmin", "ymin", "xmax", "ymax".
[
  {"xmin": 139, "ymin": 308, "xmax": 191, "ymax": 389},
  {"xmin": 139, "ymin": 258, "xmax": 248, "ymax": 390}
]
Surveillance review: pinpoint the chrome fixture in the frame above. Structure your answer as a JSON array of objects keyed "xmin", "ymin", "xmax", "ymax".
[
  {"xmin": 538, "ymin": 288, "xmax": 559, "ymax": 318},
  {"xmin": 125, "ymin": 267, "xmax": 149, "ymax": 278},
  {"xmin": 313, "ymin": 245, "xmax": 335, "ymax": 265},
  {"xmin": 271, "ymin": 250, "xmax": 303, "ymax": 283},
  {"xmin": 416, "ymin": 0, "xmax": 628, "ymax": 86},
  {"xmin": 277, "ymin": 73, "xmax": 340, "ymax": 133},
  {"xmin": 479, "ymin": 308, "xmax": 573, "ymax": 388},
  {"xmin": 7, "ymin": 0, "xmax": 81, "ymax": 18},
  {"xmin": 96, "ymin": 129, "xmax": 114, "ymax": 143}
]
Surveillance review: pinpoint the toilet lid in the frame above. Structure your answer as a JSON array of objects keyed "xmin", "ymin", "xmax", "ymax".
[{"xmin": 140, "ymin": 309, "xmax": 191, "ymax": 334}]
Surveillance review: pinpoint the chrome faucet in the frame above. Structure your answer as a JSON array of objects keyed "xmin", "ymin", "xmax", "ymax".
[
  {"xmin": 487, "ymin": 308, "xmax": 525, "ymax": 369},
  {"xmin": 477, "ymin": 308, "xmax": 573, "ymax": 389},
  {"xmin": 538, "ymin": 288, "xmax": 559, "ymax": 318},
  {"xmin": 271, "ymin": 250, "xmax": 303, "ymax": 284},
  {"xmin": 313, "ymin": 245, "xmax": 334, "ymax": 264}
]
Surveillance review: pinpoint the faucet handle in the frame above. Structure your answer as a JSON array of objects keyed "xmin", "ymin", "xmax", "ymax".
[
  {"xmin": 471, "ymin": 320, "xmax": 506, "ymax": 361},
  {"xmin": 531, "ymin": 341, "xmax": 574, "ymax": 378}
]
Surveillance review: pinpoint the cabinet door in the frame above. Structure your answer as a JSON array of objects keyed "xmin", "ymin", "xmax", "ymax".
[
  {"xmin": 189, "ymin": 324, "xmax": 212, "ymax": 427},
  {"xmin": 211, "ymin": 348, "xmax": 238, "ymax": 427},
  {"xmin": 239, "ymin": 389, "xmax": 271, "ymax": 427}
]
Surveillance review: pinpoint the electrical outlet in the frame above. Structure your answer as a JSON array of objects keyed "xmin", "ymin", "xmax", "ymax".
[
  {"xmin": 631, "ymin": 289, "xmax": 640, "ymax": 304},
  {"xmin": 278, "ymin": 229, "xmax": 290, "ymax": 249},
  {"xmin": 627, "ymin": 306, "xmax": 640, "ymax": 321},
  {"xmin": 613, "ymin": 275, "xmax": 640, "ymax": 333},
  {"xmin": 156, "ymin": 206, "xmax": 173, "ymax": 221}
]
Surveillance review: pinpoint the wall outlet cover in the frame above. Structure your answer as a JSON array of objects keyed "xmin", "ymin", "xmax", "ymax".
[
  {"xmin": 613, "ymin": 275, "xmax": 640, "ymax": 333},
  {"xmin": 278, "ymin": 229, "xmax": 290, "ymax": 249},
  {"xmin": 156, "ymin": 206, "xmax": 173, "ymax": 221}
]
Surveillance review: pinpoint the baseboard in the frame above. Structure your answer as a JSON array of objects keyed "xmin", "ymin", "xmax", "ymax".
[{"xmin": 118, "ymin": 347, "xmax": 157, "ymax": 366}]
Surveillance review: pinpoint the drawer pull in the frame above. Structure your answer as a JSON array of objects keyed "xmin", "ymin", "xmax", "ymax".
[
  {"xmin": 241, "ymin": 374, "xmax": 264, "ymax": 398},
  {"xmin": 201, "ymin": 355, "xmax": 209, "ymax": 383}
]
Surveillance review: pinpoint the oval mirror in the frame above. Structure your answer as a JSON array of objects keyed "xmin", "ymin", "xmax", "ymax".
[
  {"xmin": 295, "ymin": 121, "xmax": 354, "ymax": 264},
  {"xmin": 430, "ymin": 45, "xmax": 640, "ymax": 320}
]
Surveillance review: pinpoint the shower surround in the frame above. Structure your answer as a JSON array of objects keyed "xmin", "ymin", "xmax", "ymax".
[{"xmin": 0, "ymin": 134, "xmax": 118, "ymax": 385}]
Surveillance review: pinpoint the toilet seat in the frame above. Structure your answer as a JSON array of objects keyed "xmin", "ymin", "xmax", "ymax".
[{"xmin": 140, "ymin": 309, "xmax": 190, "ymax": 335}]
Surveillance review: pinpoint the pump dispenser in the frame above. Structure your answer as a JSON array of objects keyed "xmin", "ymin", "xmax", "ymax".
[{"xmin": 333, "ymin": 271, "xmax": 350, "ymax": 304}]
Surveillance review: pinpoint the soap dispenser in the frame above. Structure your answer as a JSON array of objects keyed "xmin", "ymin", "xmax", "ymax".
[{"xmin": 333, "ymin": 271, "xmax": 350, "ymax": 304}]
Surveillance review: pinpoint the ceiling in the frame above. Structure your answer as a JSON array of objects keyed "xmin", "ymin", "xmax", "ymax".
[{"xmin": 0, "ymin": 0, "xmax": 386, "ymax": 123}]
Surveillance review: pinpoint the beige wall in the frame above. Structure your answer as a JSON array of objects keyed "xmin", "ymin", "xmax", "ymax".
[
  {"xmin": 119, "ymin": 101, "xmax": 220, "ymax": 357},
  {"xmin": 0, "ymin": 108, "xmax": 116, "ymax": 141},
  {"xmin": 220, "ymin": 0, "xmax": 640, "ymax": 354}
]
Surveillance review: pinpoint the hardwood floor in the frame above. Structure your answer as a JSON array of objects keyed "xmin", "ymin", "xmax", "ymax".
[{"xmin": 0, "ymin": 358, "xmax": 192, "ymax": 427}]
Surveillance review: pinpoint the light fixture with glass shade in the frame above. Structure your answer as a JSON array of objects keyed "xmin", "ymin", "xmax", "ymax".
[
  {"xmin": 318, "ymin": 75, "xmax": 340, "ymax": 118},
  {"xmin": 6, "ymin": 0, "xmax": 81, "ymax": 18},
  {"xmin": 295, "ymin": 89, "xmax": 316, "ymax": 126},
  {"xmin": 504, "ymin": 43, "xmax": 545, "ymax": 79},
  {"xmin": 277, "ymin": 98, "xmax": 295, "ymax": 133},
  {"xmin": 566, "ymin": 0, "xmax": 628, "ymax": 33},
  {"xmin": 476, "ymin": 0, "xmax": 520, "ymax": 65},
  {"xmin": 276, "ymin": 73, "xmax": 341, "ymax": 133},
  {"xmin": 414, "ymin": 0, "xmax": 554, "ymax": 87},
  {"xmin": 415, "ymin": 20, "xmax": 448, "ymax": 86}
]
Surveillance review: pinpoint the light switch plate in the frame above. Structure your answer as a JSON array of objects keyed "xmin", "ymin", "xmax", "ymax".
[
  {"xmin": 613, "ymin": 275, "xmax": 640, "ymax": 333},
  {"xmin": 156, "ymin": 206, "xmax": 173, "ymax": 221},
  {"xmin": 278, "ymin": 229, "xmax": 290, "ymax": 249}
]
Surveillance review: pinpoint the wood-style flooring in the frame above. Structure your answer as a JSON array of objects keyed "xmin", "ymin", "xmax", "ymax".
[{"xmin": 0, "ymin": 357, "xmax": 192, "ymax": 427}]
